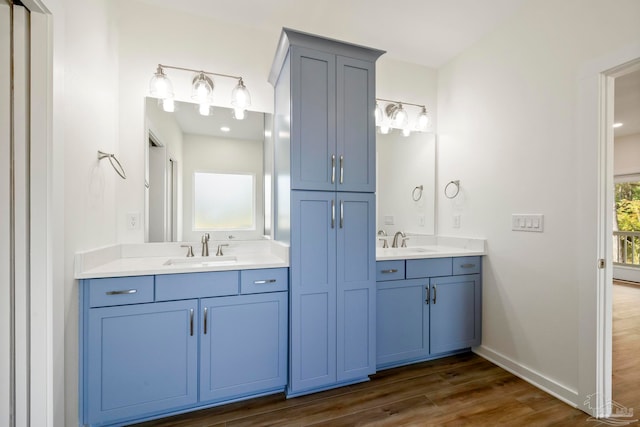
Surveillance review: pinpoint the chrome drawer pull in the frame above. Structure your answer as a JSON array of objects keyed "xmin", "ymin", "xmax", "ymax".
[
  {"xmin": 203, "ymin": 307, "xmax": 208, "ymax": 335},
  {"xmin": 105, "ymin": 289, "xmax": 137, "ymax": 296},
  {"xmin": 425, "ymin": 286, "xmax": 430, "ymax": 305},
  {"xmin": 331, "ymin": 154, "xmax": 336, "ymax": 184},
  {"xmin": 432, "ymin": 284, "xmax": 437, "ymax": 304},
  {"xmin": 460, "ymin": 263, "xmax": 476, "ymax": 269},
  {"xmin": 339, "ymin": 155, "xmax": 344, "ymax": 184},
  {"xmin": 381, "ymin": 269, "xmax": 398, "ymax": 274},
  {"xmin": 254, "ymin": 279, "xmax": 277, "ymax": 284}
]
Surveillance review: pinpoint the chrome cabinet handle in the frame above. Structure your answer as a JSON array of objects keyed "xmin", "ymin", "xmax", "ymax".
[
  {"xmin": 432, "ymin": 284, "xmax": 437, "ymax": 304},
  {"xmin": 254, "ymin": 279, "xmax": 277, "ymax": 284},
  {"xmin": 105, "ymin": 289, "xmax": 137, "ymax": 296},
  {"xmin": 331, "ymin": 199, "xmax": 335, "ymax": 229},
  {"xmin": 339, "ymin": 200, "xmax": 344, "ymax": 229},
  {"xmin": 189, "ymin": 308, "xmax": 194, "ymax": 336},
  {"xmin": 425, "ymin": 286, "xmax": 430, "ymax": 304},
  {"xmin": 381, "ymin": 269, "xmax": 398, "ymax": 274},
  {"xmin": 339, "ymin": 155, "xmax": 344, "ymax": 184},
  {"xmin": 203, "ymin": 307, "xmax": 208, "ymax": 335},
  {"xmin": 460, "ymin": 263, "xmax": 476, "ymax": 269},
  {"xmin": 331, "ymin": 154, "xmax": 336, "ymax": 184}
]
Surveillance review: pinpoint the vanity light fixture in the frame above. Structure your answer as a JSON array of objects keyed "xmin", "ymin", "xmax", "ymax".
[
  {"xmin": 149, "ymin": 64, "xmax": 252, "ymax": 118},
  {"xmin": 376, "ymin": 98, "xmax": 430, "ymax": 136}
]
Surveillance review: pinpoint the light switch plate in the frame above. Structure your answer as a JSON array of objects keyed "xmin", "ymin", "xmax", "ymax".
[{"xmin": 512, "ymin": 214, "xmax": 544, "ymax": 232}]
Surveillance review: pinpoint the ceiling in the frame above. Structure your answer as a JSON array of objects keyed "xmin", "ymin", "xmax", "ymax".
[{"xmin": 137, "ymin": 0, "xmax": 527, "ymax": 68}]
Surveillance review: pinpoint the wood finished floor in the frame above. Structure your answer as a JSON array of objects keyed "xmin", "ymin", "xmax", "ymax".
[{"xmin": 131, "ymin": 282, "xmax": 640, "ymax": 427}]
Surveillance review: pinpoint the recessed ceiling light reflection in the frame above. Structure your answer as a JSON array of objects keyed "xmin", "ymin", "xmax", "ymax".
[{"xmin": 220, "ymin": 126, "xmax": 231, "ymax": 132}]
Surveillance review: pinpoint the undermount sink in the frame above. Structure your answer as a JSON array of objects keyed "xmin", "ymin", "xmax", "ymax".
[{"xmin": 164, "ymin": 256, "xmax": 238, "ymax": 267}]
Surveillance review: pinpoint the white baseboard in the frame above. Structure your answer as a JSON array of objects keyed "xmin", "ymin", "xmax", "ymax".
[{"xmin": 473, "ymin": 345, "xmax": 579, "ymax": 408}]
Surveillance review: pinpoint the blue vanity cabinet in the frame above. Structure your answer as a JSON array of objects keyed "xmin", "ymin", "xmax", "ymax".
[
  {"xmin": 270, "ymin": 28, "xmax": 383, "ymax": 194},
  {"xmin": 83, "ymin": 282, "xmax": 198, "ymax": 425},
  {"xmin": 376, "ymin": 256, "xmax": 482, "ymax": 369},
  {"xmin": 81, "ymin": 268, "xmax": 289, "ymax": 426},
  {"xmin": 199, "ymin": 291, "xmax": 288, "ymax": 403},
  {"xmin": 429, "ymin": 273, "xmax": 481, "ymax": 354},
  {"xmin": 376, "ymin": 278, "xmax": 429, "ymax": 367},
  {"xmin": 289, "ymin": 191, "xmax": 376, "ymax": 395}
]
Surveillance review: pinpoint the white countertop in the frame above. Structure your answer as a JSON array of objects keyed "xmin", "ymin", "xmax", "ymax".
[
  {"xmin": 75, "ymin": 240, "xmax": 290, "ymax": 279},
  {"xmin": 75, "ymin": 235, "xmax": 486, "ymax": 279},
  {"xmin": 375, "ymin": 234, "xmax": 486, "ymax": 261}
]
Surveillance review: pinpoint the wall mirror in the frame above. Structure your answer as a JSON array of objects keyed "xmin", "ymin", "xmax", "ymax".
[
  {"xmin": 376, "ymin": 131, "xmax": 436, "ymax": 236},
  {"xmin": 144, "ymin": 97, "xmax": 271, "ymax": 242}
]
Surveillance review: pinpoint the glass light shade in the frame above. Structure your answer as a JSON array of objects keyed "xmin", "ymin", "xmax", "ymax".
[
  {"xmin": 192, "ymin": 73, "xmax": 214, "ymax": 104},
  {"xmin": 233, "ymin": 108, "xmax": 246, "ymax": 120},
  {"xmin": 231, "ymin": 79, "xmax": 251, "ymax": 110},
  {"xmin": 161, "ymin": 98, "xmax": 175, "ymax": 112},
  {"xmin": 149, "ymin": 67, "xmax": 173, "ymax": 99},
  {"xmin": 417, "ymin": 107, "xmax": 429, "ymax": 132},
  {"xmin": 392, "ymin": 103, "xmax": 409, "ymax": 128},
  {"xmin": 374, "ymin": 103, "xmax": 383, "ymax": 125},
  {"xmin": 199, "ymin": 103, "xmax": 211, "ymax": 116}
]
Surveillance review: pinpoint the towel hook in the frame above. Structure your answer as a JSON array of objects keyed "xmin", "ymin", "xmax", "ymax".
[
  {"xmin": 444, "ymin": 180, "xmax": 460, "ymax": 199},
  {"xmin": 98, "ymin": 151, "xmax": 127, "ymax": 180}
]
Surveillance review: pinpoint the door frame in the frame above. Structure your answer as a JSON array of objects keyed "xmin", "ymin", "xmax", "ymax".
[{"xmin": 578, "ymin": 44, "xmax": 640, "ymax": 418}]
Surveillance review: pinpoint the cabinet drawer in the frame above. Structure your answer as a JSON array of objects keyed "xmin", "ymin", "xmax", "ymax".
[
  {"xmin": 453, "ymin": 256, "xmax": 481, "ymax": 275},
  {"xmin": 241, "ymin": 268, "xmax": 289, "ymax": 294},
  {"xmin": 155, "ymin": 271, "xmax": 239, "ymax": 301},
  {"xmin": 376, "ymin": 260, "xmax": 405, "ymax": 281},
  {"xmin": 406, "ymin": 258, "xmax": 452, "ymax": 278},
  {"xmin": 88, "ymin": 276, "xmax": 154, "ymax": 308}
]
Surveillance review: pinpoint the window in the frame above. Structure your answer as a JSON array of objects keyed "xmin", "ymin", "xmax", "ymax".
[{"xmin": 193, "ymin": 172, "xmax": 255, "ymax": 230}]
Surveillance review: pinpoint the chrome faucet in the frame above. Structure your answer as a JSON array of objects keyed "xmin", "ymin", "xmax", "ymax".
[
  {"xmin": 201, "ymin": 233, "xmax": 210, "ymax": 257},
  {"xmin": 216, "ymin": 244, "xmax": 229, "ymax": 256},
  {"xmin": 377, "ymin": 230, "xmax": 389, "ymax": 248},
  {"xmin": 391, "ymin": 231, "xmax": 406, "ymax": 248}
]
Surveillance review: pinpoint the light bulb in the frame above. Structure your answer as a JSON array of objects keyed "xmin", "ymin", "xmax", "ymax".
[
  {"xmin": 233, "ymin": 108, "xmax": 246, "ymax": 120},
  {"xmin": 379, "ymin": 125, "xmax": 390, "ymax": 135},
  {"xmin": 374, "ymin": 102, "xmax": 383, "ymax": 125},
  {"xmin": 199, "ymin": 103, "xmax": 210, "ymax": 116},
  {"xmin": 231, "ymin": 79, "xmax": 251, "ymax": 110},
  {"xmin": 402, "ymin": 128, "xmax": 411, "ymax": 137},
  {"xmin": 149, "ymin": 66, "xmax": 173, "ymax": 99},
  {"xmin": 161, "ymin": 98, "xmax": 175, "ymax": 112},
  {"xmin": 392, "ymin": 103, "xmax": 408, "ymax": 128},
  {"xmin": 192, "ymin": 73, "xmax": 214, "ymax": 104},
  {"xmin": 417, "ymin": 107, "xmax": 429, "ymax": 132}
]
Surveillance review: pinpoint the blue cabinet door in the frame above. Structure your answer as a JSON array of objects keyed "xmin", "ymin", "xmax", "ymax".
[
  {"xmin": 200, "ymin": 292, "xmax": 288, "ymax": 403},
  {"xmin": 290, "ymin": 47, "xmax": 336, "ymax": 191},
  {"xmin": 336, "ymin": 192, "xmax": 376, "ymax": 381},
  {"xmin": 376, "ymin": 279, "xmax": 429, "ymax": 368},
  {"xmin": 429, "ymin": 274, "xmax": 482, "ymax": 354},
  {"xmin": 85, "ymin": 300, "xmax": 198, "ymax": 425},
  {"xmin": 336, "ymin": 56, "xmax": 376, "ymax": 193},
  {"xmin": 289, "ymin": 191, "xmax": 337, "ymax": 393}
]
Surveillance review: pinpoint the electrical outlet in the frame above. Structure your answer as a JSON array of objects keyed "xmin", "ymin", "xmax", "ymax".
[
  {"xmin": 127, "ymin": 212, "xmax": 140, "ymax": 230},
  {"xmin": 453, "ymin": 214, "xmax": 461, "ymax": 228},
  {"xmin": 418, "ymin": 214, "xmax": 425, "ymax": 226},
  {"xmin": 384, "ymin": 215, "xmax": 394, "ymax": 225}
]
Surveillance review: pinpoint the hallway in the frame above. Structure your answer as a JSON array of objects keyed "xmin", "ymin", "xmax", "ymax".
[{"xmin": 612, "ymin": 281, "xmax": 640, "ymax": 414}]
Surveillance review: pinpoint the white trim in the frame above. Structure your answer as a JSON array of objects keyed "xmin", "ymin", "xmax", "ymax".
[
  {"xmin": 473, "ymin": 346, "xmax": 579, "ymax": 407},
  {"xmin": 613, "ymin": 173, "xmax": 640, "ymax": 184},
  {"xmin": 577, "ymin": 42, "xmax": 640, "ymax": 419}
]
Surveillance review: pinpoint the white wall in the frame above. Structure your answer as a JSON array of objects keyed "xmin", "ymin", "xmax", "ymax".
[
  {"xmin": 614, "ymin": 132, "xmax": 640, "ymax": 176},
  {"xmin": 437, "ymin": 0, "xmax": 640, "ymax": 405},
  {"xmin": 62, "ymin": 0, "xmax": 120, "ymax": 424}
]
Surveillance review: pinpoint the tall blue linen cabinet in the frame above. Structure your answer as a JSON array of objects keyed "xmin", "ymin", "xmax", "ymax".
[{"xmin": 268, "ymin": 28, "xmax": 385, "ymax": 397}]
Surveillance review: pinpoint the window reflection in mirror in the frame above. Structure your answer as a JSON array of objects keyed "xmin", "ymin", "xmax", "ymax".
[{"xmin": 144, "ymin": 97, "xmax": 268, "ymax": 242}]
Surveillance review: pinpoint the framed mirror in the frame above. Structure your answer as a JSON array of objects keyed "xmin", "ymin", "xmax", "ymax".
[{"xmin": 144, "ymin": 97, "xmax": 271, "ymax": 242}]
